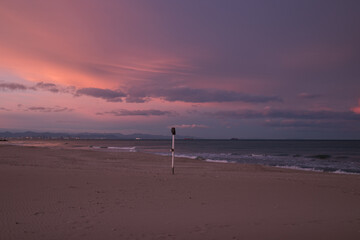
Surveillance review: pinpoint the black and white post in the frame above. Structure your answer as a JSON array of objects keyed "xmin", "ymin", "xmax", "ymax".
[{"xmin": 171, "ymin": 127, "xmax": 176, "ymax": 175}]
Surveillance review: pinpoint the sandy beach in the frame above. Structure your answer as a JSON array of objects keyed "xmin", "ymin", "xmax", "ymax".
[{"xmin": 1, "ymin": 142, "xmax": 360, "ymax": 240}]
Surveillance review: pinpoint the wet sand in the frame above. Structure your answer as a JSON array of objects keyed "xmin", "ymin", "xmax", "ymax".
[{"xmin": 1, "ymin": 143, "xmax": 360, "ymax": 239}]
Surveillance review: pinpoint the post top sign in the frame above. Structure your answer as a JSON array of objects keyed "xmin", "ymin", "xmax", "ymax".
[{"xmin": 171, "ymin": 127, "xmax": 176, "ymax": 135}]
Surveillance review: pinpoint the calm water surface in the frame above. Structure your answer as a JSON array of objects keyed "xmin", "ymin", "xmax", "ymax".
[{"xmin": 10, "ymin": 139, "xmax": 360, "ymax": 174}]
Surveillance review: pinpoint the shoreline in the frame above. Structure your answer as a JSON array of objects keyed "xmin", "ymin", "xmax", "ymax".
[{"xmin": 3, "ymin": 139, "xmax": 360, "ymax": 176}]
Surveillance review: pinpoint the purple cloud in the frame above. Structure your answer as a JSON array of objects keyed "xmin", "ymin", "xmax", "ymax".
[
  {"xmin": 263, "ymin": 119, "xmax": 343, "ymax": 129},
  {"xmin": 35, "ymin": 82, "xmax": 60, "ymax": 93},
  {"xmin": 1, "ymin": 80, "xmax": 281, "ymax": 104},
  {"xmin": 208, "ymin": 109, "xmax": 360, "ymax": 121},
  {"xmin": 76, "ymin": 88, "xmax": 126, "ymax": 102},
  {"xmin": 127, "ymin": 87, "xmax": 282, "ymax": 103},
  {"xmin": 0, "ymin": 107, "xmax": 11, "ymax": 111},
  {"xmin": 26, "ymin": 106, "xmax": 73, "ymax": 113},
  {"xmin": 0, "ymin": 83, "xmax": 28, "ymax": 91},
  {"xmin": 263, "ymin": 119, "xmax": 360, "ymax": 132},
  {"xmin": 0, "ymin": 81, "xmax": 77, "ymax": 95},
  {"xmin": 171, "ymin": 124, "xmax": 209, "ymax": 129},
  {"xmin": 125, "ymin": 96, "xmax": 149, "ymax": 103},
  {"xmin": 97, "ymin": 109, "xmax": 174, "ymax": 117}
]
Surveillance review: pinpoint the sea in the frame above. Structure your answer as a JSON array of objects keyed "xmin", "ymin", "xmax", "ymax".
[
  {"xmin": 86, "ymin": 139, "xmax": 360, "ymax": 174},
  {"xmin": 8, "ymin": 139, "xmax": 360, "ymax": 174}
]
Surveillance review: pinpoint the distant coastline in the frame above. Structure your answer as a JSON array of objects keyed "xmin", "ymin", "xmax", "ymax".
[
  {"xmin": 1, "ymin": 131, "xmax": 359, "ymax": 141},
  {"xmin": 0, "ymin": 131, "xmax": 193, "ymax": 140}
]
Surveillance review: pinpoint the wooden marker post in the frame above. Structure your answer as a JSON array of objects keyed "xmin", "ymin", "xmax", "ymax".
[{"xmin": 171, "ymin": 127, "xmax": 176, "ymax": 175}]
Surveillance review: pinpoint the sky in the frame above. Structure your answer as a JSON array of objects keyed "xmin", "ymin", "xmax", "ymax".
[{"xmin": 0, "ymin": 0, "xmax": 360, "ymax": 139}]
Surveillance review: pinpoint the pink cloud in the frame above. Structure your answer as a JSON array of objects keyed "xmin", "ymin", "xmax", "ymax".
[
  {"xmin": 351, "ymin": 100, "xmax": 360, "ymax": 114},
  {"xmin": 171, "ymin": 124, "xmax": 209, "ymax": 129}
]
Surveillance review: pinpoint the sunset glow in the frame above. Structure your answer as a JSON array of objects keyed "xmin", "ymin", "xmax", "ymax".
[{"xmin": 1, "ymin": 0, "xmax": 359, "ymax": 138}]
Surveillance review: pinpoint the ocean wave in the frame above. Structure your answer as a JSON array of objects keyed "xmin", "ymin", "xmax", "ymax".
[
  {"xmin": 333, "ymin": 169, "xmax": 360, "ymax": 175},
  {"xmin": 90, "ymin": 145, "xmax": 136, "ymax": 152},
  {"xmin": 205, "ymin": 159, "xmax": 231, "ymax": 163},
  {"xmin": 137, "ymin": 146, "xmax": 360, "ymax": 175},
  {"xmin": 175, "ymin": 154, "xmax": 197, "ymax": 159},
  {"xmin": 275, "ymin": 165, "xmax": 323, "ymax": 172},
  {"xmin": 275, "ymin": 165, "xmax": 360, "ymax": 175},
  {"xmin": 306, "ymin": 154, "xmax": 332, "ymax": 159},
  {"xmin": 108, "ymin": 146, "xmax": 136, "ymax": 151}
]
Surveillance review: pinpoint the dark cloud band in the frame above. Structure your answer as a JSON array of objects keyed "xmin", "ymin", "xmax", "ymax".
[
  {"xmin": 97, "ymin": 109, "xmax": 174, "ymax": 117},
  {"xmin": 76, "ymin": 88, "xmax": 126, "ymax": 102},
  {"xmin": 25, "ymin": 106, "xmax": 73, "ymax": 113},
  {"xmin": 0, "ymin": 83, "xmax": 28, "ymax": 90},
  {"xmin": 1, "ymin": 81, "xmax": 281, "ymax": 104},
  {"xmin": 208, "ymin": 109, "xmax": 360, "ymax": 121}
]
